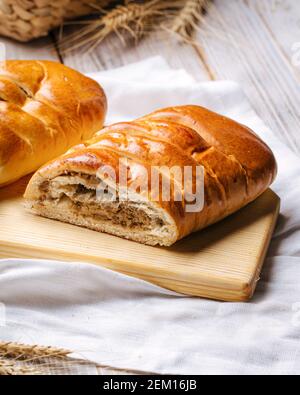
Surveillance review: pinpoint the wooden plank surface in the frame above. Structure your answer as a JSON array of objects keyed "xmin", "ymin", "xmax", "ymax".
[
  {"xmin": 0, "ymin": 36, "xmax": 59, "ymax": 61},
  {"xmin": 195, "ymin": 0, "xmax": 300, "ymax": 154},
  {"xmin": 0, "ymin": 178, "xmax": 280, "ymax": 302},
  {"xmin": 253, "ymin": 0, "xmax": 300, "ymax": 79}
]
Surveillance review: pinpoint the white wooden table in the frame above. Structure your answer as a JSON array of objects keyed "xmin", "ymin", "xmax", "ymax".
[{"xmin": 1, "ymin": 0, "xmax": 299, "ymax": 374}]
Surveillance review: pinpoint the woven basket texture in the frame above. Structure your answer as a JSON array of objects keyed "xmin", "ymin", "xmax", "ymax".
[{"xmin": 0, "ymin": 0, "xmax": 99, "ymax": 41}]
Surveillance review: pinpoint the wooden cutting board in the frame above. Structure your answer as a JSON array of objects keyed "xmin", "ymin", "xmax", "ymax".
[{"xmin": 0, "ymin": 177, "xmax": 280, "ymax": 302}]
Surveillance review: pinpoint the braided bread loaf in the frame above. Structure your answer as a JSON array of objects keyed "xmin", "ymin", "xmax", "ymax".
[
  {"xmin": 0, "ymin": 60, "xmax": 107, "ymax": 186},
  {"xmin": 24, "ymin": 105, "xmax": 277, "ymax": 246}
]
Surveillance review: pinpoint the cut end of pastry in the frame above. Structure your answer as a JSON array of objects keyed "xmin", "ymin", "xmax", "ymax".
[
  {"xmin": 24, "ymin": 104, "xmax": 277, "ymax": 248},
  {"xmin": 24, "ymin": 172, "xmax": 178, "ymax": 247}
]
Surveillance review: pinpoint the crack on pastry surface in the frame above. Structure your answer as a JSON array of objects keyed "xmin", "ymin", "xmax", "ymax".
[
  {"xmin": 0, "ymin": 60, "xmax": 107, "ymax": 187},
  {"xmin": 24, "ymin": 105, "xmax": 277, "ymax": 247},
  {"xmin": 92, "ymin": 121, "xmax": 228, "ymax": 210}
]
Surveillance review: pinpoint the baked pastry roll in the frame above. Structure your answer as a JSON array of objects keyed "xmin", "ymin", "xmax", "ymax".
[
  {"xmin": 0, "ymin": 60, "xmax": 107, "ymax": 186},
  {"xmin": 24, "ymin": 105, "xmax": 277, "ymax": 246}
]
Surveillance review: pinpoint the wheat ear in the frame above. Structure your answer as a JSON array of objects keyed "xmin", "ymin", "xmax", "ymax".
[
  {"xmin": 171, "ymin": 0, "xmax": 208, "ymax": 40},
  {"xmin": 59, "ymin": 0, "xmax": 181, "ymax": 53},
  {"xmin": 0, "ymin": 342, "xmax": 71, "ymax": 360}
]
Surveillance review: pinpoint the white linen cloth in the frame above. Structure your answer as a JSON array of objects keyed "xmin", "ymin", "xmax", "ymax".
[{"xmin": 0, "ymin": 57, "xmax": 300, "ymax": 375}]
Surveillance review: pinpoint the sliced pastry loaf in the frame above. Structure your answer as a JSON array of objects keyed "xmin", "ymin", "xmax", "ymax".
[{"xmin": 24, "ymin": 105, "xmax": 277, "ymax": 246}]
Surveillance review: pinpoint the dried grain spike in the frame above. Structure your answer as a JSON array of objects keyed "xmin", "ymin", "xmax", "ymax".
[
  {"xmin": 0, "ymin": 341, "xmax": 71, "ymax": 360},
  {"xmin": 171, "ymin": 0, "xmax": 208, "ymax": 40},
  {"xmin": 59, "ymin": 0, "xmax": 182, "ymax": 53}
]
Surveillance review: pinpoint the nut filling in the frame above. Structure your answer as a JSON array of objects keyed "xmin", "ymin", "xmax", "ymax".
[{"xmin": 39, "ymin": 173, "xmax": 167, "ymax": 232}]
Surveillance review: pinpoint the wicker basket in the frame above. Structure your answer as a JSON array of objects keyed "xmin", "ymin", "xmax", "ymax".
[{"xmin": 0, "ymin": 0, "xmax": 100, "ymax": 42}]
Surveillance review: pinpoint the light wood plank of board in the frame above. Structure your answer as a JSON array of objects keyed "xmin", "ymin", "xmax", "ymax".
[{"xmin": 0, "ymin": 178, "xmax": 280, "ymax": 302}]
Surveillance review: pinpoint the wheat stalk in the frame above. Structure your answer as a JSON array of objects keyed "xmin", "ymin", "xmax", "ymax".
[
  {"xmin": 171, "ymin": 0, "xmax": 208, "ymax": 40},
  {"xmin": 0, "ymin": 341, "xmax": 71, "ymax": 360},
  {"xmin": 0, "ymin": 358, "xmax": 41, "ymax": 375},
  {"xmin": 59, "ymin": 0, "xmax": 184, "ymax": 53},
  {"xmin": 0, "ymin": 0, "xmax": 210, "ymax": 44}
]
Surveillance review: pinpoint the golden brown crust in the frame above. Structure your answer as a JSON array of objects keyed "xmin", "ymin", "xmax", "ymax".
[
  {"xmin": 0, "ymin": 60, "xmax": 107, "ymax": 186},
  {"xmin": 25, "ymin": 105, "xmax": 277, "ymax": 245}
]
